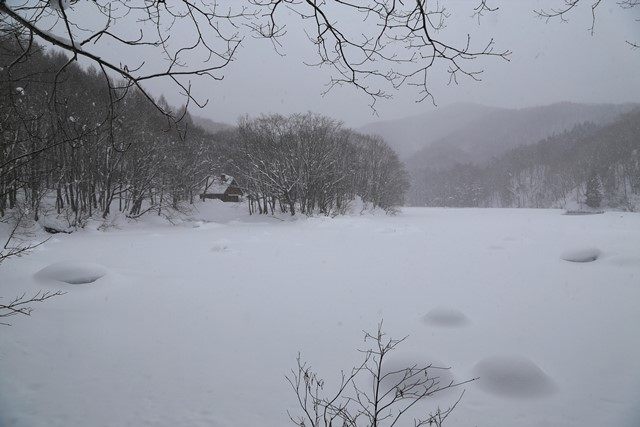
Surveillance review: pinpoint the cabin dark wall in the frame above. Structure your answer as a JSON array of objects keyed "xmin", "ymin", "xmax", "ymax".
[{"xmin": 200, "ymin": 194, "xmax": 240, "ymax": 202}]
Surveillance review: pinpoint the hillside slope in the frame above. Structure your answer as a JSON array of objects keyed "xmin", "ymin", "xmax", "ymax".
[
  {"xmin": 405, "ymin": 102, "xmax": 639, "ymax": 172},
  {"xmin": 409, "ymin": 108, "xmax": 640, "ymax": 209},
  {"xmin": 360, "ymin": 103, "xmax": 501, "ymax": 159}
]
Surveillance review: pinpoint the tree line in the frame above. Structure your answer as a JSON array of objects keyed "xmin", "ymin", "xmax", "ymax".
[
  {"xmin": 228, "ymin": 114, "xmax": 407, "ymax": 216},
  {"xmin": 0, "ymin": 40, "xmax": 408, "ymax": 231}
]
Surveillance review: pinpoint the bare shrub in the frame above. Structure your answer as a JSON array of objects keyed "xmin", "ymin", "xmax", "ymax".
[{"xmin": 287, "ymin": 322, "xmax": 474, "ymax": 427}]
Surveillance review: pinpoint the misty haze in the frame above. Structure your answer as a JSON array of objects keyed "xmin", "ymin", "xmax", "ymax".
[{"xmin": 1, "ymin": 1, "xmax": 639, "ymax": 427}]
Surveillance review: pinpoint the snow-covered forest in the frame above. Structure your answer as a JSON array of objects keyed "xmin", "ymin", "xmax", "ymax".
[
  {"xmin": 409, "ymin": 112, "xmax": 640, "ymax": 209},
  {"xmin": 0, "ymin": 40, "xmax": 407, "ymax": 228},
  {"xmin": 362, "ymin": 102, "xmax": 640, "ymax": 210}
]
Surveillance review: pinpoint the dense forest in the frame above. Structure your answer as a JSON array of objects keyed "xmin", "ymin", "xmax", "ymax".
[
  {"xmin": 410, "ymin": 111, "xmax": 640, "ymax": 209},
  {"xmin": 0, "ymin": 40, "xmax": 408, "ymax": 230}
]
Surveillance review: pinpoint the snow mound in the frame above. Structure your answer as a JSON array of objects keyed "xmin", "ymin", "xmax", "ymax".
[
  {"xmin": 561, "ymin": 247, "xmax": 601, "ymax": 263},
  {"xmin": 473, "ymin": 355, "xmax": 555, "ymax": 398},
  {"xmin": 422, "ymin": 307, "xmax": 470, "ymax": 327},
  {"xmin": 35, "ymin": 261, "xmax": 108, "ymax": 284},
  {"xmin": 380, "ymin": 356, "xmax": 455, "ymax": 394}
]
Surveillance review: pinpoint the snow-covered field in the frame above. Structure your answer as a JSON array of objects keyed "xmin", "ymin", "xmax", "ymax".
[{"xmin": 1, "ymin": 204, "xmax": 640, "ymax": 427}]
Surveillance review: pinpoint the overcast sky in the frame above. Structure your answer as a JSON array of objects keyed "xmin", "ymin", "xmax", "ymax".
[{"xmin": 32, "ymin": 0, "xmax": 640, "ymax": 128}]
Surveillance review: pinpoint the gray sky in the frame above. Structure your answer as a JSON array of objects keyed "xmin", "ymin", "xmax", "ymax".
[{"xmin": 38, "ymin": 0, "xmax": 640, "ymax": 128}]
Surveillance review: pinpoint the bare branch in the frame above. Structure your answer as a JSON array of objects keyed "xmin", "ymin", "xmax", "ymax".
[
  {"xmin": 287, "ymin": 322, "xmax": 475, "ymax": 426},
  {"xmin": 535, "ymin": 0, "xmax": 638, "ymax": 40},
  {"xmin": 0, "ymin": 290, "xmax": 65, "ymax": 326}
]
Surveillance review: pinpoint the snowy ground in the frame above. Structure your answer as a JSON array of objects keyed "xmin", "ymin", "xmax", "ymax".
[{"xmin": 1, "ymin": 204, "xmax": 640, "ymax": 427}]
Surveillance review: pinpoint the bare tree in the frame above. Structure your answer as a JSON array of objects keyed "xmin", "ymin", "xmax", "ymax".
[
  {"xmin": 287, "ymin": 322, "xmax": 474, "ymax": 427},
  {"xmin": 230, "ymin": 113, "xmax": 407, "ymax": 216},
  {"xmin": 0, "ymin": 0, "xmax": 510, "ymax": 116}
]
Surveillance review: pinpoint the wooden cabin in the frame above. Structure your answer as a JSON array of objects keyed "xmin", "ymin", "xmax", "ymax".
[{"xmin": 200, "ymin": 174, "xmax": 243, "ymax": 202}]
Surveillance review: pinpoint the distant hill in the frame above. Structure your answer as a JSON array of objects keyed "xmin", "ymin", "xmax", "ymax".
[
  {"xmin": 360, "ymin": 103, "xmax": 501, "ymax": 160},
  {"xmin": 404, "ymin": 102, "xmax": 639, "ymax": 172},
  {"xmin": 191, "ymin": 115, "xmax": 233, "ymax": 134},
  {"xmin": 409, "ymin": 107, "xmax": 640, "ymax": 210}
]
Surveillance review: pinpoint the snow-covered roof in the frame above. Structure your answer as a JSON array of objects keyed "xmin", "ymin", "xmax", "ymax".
[{"xmin": 205, "ymin": 174, "xmax": 236, "ymax": 194}]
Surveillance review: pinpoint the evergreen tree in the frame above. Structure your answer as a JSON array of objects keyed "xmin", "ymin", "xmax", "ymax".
[{"xmin": 585, "ymin": 171, "xmax": 603, "ymax": 208}]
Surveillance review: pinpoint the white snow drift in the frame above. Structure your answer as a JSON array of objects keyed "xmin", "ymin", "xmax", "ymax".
[
  {"xmin": 561, "ymin": 247, "xmax": 601, "ymax": 263},
  {"xmin": 34, "ymin": 261, "xmax": 108, "ymax": 284},
  {"xmin": 422, "ymin": 307, "xmax": 470, "ymax": 327},
  {"xmin": 473, "ymin": 355, "xmax": 556, "ymax": 398}
]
